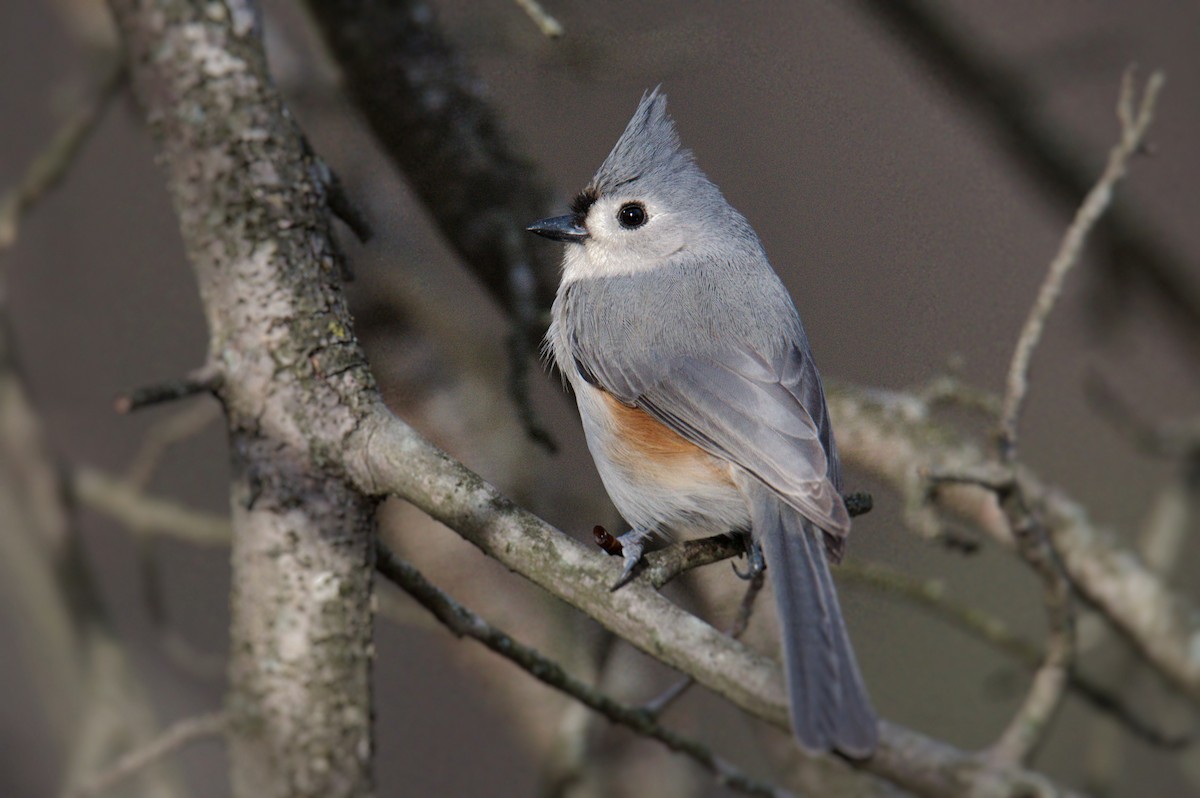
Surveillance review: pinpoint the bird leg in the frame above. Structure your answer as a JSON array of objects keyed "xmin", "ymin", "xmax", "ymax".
[{"xmin": 610, "ymin": 527, "xmax": 655, "ymax": 590}]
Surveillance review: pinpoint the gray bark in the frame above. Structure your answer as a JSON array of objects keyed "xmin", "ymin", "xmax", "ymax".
[{"xmin": 106, "ymin": 2, "xmax": 379, "ymax": 795}]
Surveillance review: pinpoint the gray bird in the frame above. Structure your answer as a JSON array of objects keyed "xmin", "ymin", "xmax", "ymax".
[{"xmin": 528, "ymin": 89, "xmax": 878, "ymax": 757}]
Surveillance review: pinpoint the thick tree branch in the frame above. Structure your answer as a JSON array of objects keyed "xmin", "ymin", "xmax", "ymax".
[
  {"xmin": 106, "ymin": 1, "xmax": 379, "ymax": 795},
  {"xmin": 345, "ymin": 404, "xmax": 1082, "ymax": 798}
]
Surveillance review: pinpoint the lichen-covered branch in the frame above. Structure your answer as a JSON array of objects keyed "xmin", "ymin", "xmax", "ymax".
[
  {"xmin": 830, "ymin": 385, "xmax": 1200, "ymax": 705},
  {"xmin": 345, "ymin": 404, "xmax": 1081, "ymax": 798},
  {"xmin": 105, "ymin": 1, "xmax": 380, "ymax": 795}
]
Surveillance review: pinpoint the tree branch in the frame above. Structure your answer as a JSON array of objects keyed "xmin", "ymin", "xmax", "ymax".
[
  {"xmin": 997, "ymin": 69, "xmax": 1165, "ymax": 460},
  {"xmin": 346, "ymin": 403, "xmax": 1083, "ymax": 798},
  {"xmin": 0, "ymin": 57, "xmax": 124, "ymax": 251},
  {"xmin": 831, "ymin": 384, "xmax": 1200, "ymax": 706},
  {"xmin": 66, "ymin": 712, "xmax": 227, "ymax": 798},
  {"xmin": 302, "ymin": 0, "xmax": 560, "ymax": 323},
  {"xmin": 854, "ymin": 0, "xmax": 1200, "ymax": 351},
  {"xmin": 106, "ymin": 1, "xmax": 379, "ymax": 795},
  {"xmin": 375, "ymin": 543, "xmax": 793, "ymax": 798}
]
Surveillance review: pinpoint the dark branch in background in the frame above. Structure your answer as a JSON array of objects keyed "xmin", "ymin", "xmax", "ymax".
[
  {"xmin": 301, "ymin": 0, "xmax": 561, "ymax": 450},
  {"xmin": 855, "ymin": 0, "xmax": 1200, "ymax": 352},
  {"xmin": 0, "ymin": 58, "xmax": 125, "ymax": 251},
  {"xmin": 301, "ymin": 0, "xmax": 560, "ymax": 312},
  {"xmin": 374, "ymin": 543, "xmax": 794, "ymax": 798}
]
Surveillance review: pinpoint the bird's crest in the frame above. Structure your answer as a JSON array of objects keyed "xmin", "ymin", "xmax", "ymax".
[{"xmin": 590, "ymin": 88, "xmax": 694, "ymax": 196}]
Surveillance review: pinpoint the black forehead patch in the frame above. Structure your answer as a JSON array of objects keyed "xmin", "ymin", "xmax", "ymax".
[{"xmin": 570, "ymin": 187, "xmax": 599, "ymax": 216}]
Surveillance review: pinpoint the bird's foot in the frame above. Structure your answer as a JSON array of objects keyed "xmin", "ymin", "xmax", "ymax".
[
  {"xmin": 610, "ymin": 527, "xmax": 654, "ymax": 590},
  {"xmin": 732, "ymin": 538, "xmax": 766, "ymax": 581}
]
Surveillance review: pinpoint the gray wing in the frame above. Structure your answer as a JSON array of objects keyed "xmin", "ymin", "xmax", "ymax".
[{"xmin": 577, "ymin": 336, "xmax": 850, "ymax": 550}]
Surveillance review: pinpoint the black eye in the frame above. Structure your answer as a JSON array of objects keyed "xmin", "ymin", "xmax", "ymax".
[{"xmin": 617, "ymin": 203, "xmax": 647, "ymax": 229}]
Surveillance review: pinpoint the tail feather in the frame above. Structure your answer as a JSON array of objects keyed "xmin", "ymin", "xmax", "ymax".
[{"xmin": 745, "ymin": 479, "xmax": 878, "ymax": 757}]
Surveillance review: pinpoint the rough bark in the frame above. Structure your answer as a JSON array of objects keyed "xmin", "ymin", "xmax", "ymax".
[
  {"xmin": 97, "ymin": 1, "xmax": 1193, "ymax": 795},
  {"xmin": 106, "ymin": 2, "xmax": 379, "ymax": 795}
]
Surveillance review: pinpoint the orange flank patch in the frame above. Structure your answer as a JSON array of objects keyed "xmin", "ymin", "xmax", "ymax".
[{"xmin": 597, "ymin": 390, "xmax": 736, "ymax": 487}]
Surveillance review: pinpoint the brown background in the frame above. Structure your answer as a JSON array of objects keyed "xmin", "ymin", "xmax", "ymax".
[{"xmin": 2, "ymin": 1, "xmax": 1198, "ymax": 795}]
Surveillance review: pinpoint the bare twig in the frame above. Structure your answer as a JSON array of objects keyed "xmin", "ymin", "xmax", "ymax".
[
  {"xmin": 124, "ymin": 401, "xmax": 222, "ymax": 489},
  {"xmin": 637, "ymin": 493, "xmax": 871, "ymax": 589},
  {"xmin": 997, "ymin": 68, "xmax": 1165, "ymax": 461},
  {"xmin": 513, "ymin": 0, "xmax": 564, "ymax": 37},
  {"xmin": 831, "ymin": 382, "xmax": 1200, "ymax": 706},
  {"xmin": 643, "ymin": 534, "xmax": 746, "ymax": 589},
  {"xmin": 73, "ymin": 466, "xmax": 231, "ymax": 546},
  {"xmin": 643, "ymin": 560, "xmax": 768, "ymax": 718},
  {"xmin": 931, "ymin": 462, "xmax": 1076, "ymax": 761},
  {"xmin": 113, "ymin": 366, "xmax": 221, "ymax": 414},
  {"xmin": 855, "ymin": 0, "xmax": 1200, "ymax": 350},
  {"xmin": 66, "ymin": 712, "xmax": 227, "ymax": 798},
  {"xmin": 374, "ymin": 542, "xmax": 794, "ymax": 798},
  {"xmin": 0, "ymin": 58, "xmax": 124, "ymax": 251},
  {"xmin": 988, "ymin": 492, "xmax": 1075, "ymax": 766}
]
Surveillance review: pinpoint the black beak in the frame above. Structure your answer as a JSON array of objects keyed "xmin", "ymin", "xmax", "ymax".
[{"xmin": 527, "ymin": 214, "xmax": 589, "ymax": 244}]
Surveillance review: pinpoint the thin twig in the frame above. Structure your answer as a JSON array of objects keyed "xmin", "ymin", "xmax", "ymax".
[
  {"xmin": 997, "ymin": 68, "xmax": 1165, "ymax": 461},
  {"xmin": 65, "ymin": 711, "xmax": 227, "ymax": 798},
  {"xmin": 856, "ymin": 1, "xmax": 1200, "ymax": 350},
  {"xmin": 114, "ymin": 366, "xmax": 221, "ymax": 414},
  {"xmin": 374, "ymin": 542, "xmax": 794, "ymax": 798},
  {"xmin": 124, "ymin": 401, "xmax": 222, "ymax": 489},
  {"xmin": 643, "ymin": 534, "xmax": 746, "ymax": 589},
  {"xmin": 513, "ymin": 0, "xmax": 564, "ymax": 37},
  {"xmin": 643, "ymin": 560, "xmax": 767, "ymax": 718},
  {"xmin": 840, "ymin": 559, "xmax": 1185, "ymax": 748},
  {"xmin": 0, "ymin": 58, "xmax": 125, "ymax": 251},
  {"xmin": 73, "ymin": 466, "xmax": 231, "ymax": 546}
]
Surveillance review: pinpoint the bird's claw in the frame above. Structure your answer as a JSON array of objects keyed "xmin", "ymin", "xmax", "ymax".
[
  {"xmin": 610, "ymin": 530, "xmax": 648, "ymax": 590},
  {"xmin": 732, "ymin": 539, "xmax": 766, "ymax": 581}
]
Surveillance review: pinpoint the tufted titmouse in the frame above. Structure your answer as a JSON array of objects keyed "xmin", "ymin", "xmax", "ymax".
[{"xmin": 528, "ymin": 90, "xmax": 878, "ymax": 757}]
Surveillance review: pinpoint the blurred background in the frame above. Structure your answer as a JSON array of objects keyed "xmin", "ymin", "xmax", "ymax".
[{"xmin": 2, "ymin": 1, "xmax": 1198, "ymax": 795}]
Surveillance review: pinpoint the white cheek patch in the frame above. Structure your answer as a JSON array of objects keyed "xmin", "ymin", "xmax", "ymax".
[
  {"xmin": 560, "ymin": 211, "xmax": 680, "ymax": 284},
  {"xmin": 561, "ymin": 242, "xmax": 663, "ymax": 283}
]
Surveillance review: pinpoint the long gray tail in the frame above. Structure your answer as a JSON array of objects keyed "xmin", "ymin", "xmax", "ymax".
[{"xmin": 746, "ymin": 481, "xmax": 878, "ymax": 757}]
